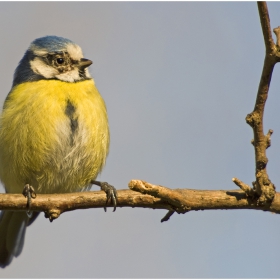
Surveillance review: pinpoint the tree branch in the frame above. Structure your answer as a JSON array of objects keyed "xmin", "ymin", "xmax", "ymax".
[
  {"xmin": 257, "ymin": 2, "xmax": 275, "ymax": 53},
  {"xmin": 234, "ymin": 2, "xmax": 280, "ymax": 205},
  {"xmin": 2, "ymin": 180, "xmax": 280, "ymax": 223},
  {"xmin": 0, "ymin": 188, "xmax": 168, "ymax": 222},
  {"xmin": 128, "ymin": 180, "xmax": 280, "ymax": 214}
]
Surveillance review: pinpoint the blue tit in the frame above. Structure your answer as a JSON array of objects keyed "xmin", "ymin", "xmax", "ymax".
[{"xmin": 0, "ymin": 36, "xmax": 117, "ymax": 268}]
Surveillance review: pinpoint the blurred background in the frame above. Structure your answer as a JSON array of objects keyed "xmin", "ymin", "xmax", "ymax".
[{"xmin": 0, "ymin": 2, "xmax": 280, "ymax": 278}]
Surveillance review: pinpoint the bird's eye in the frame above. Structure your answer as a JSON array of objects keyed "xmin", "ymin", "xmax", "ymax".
[{"xmin": 56, "ymin": 58, "xmax": 64, "ymax": 64}]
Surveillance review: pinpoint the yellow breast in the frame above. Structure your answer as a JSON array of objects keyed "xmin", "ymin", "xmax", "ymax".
[{"xmin": 0, "ymin": 79, "xmax": 109, "ymax": 194}]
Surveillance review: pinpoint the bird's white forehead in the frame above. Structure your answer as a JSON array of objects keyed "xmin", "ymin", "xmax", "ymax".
[
  {"xmin": 31, "ymin": 43, "xmax": 83, "ymax": 60},
  {"xmin": 66, "ymin": 44, "xmax": 83, "ymax": 60}
]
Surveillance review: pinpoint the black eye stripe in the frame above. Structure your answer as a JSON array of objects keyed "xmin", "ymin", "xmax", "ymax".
[{"xmin": 44, "ymin": 52, "xmax": 69, "ymax": 66}]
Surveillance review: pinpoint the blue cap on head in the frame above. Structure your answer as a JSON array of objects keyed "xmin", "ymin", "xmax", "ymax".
[{"xmin": 29, "ymin": 36, "xmax": 76, "ymax": 53}]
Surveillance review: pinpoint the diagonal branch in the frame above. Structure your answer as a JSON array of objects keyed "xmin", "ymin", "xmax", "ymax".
[
  {"xmin": 257, "ymin": 2, "xmax": 275, "ymax": 53},
  {"xmin": 245, "ymin": 53, "xmax": 276, "ymax": 204}
]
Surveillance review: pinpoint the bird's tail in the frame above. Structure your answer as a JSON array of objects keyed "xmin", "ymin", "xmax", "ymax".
[{"xmin": 0, "ymin": 211, "xmax": 29, "ymax": 268}]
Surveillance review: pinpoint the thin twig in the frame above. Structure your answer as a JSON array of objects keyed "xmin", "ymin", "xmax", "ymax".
[
  {"xmin": 232, "ymin": 178, "xmax": 255, "ymax": 197},
  {"xmin": 161, "ymin": 210, "xmax": 175, "ymax": 223},
  {"xmin": 257, "ymin": 2, "xmax": 275, "ymax": 53},
  {"xmin": 273, "ymin": 27, "xmax": 280, "ymax": 47}
]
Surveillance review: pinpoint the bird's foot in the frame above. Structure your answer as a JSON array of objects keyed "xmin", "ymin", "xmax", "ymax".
[
  {"xmin": 91, "ymin": 180, "xmax": 117, "ymax": 212},
  {"xmin": 22, "ymin": 184, "xmax": 37, "ymax": 217}
]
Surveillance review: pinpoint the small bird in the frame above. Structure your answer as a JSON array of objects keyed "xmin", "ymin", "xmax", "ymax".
[{"xmin": 0, "ymin": 36, "xmax": 117, "ymax": 268}]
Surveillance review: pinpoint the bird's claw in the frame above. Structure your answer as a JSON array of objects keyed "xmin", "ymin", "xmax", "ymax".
[
  {"xmin": 22, "ymin": 184, "xmax": 36, "ymax": 217},
  {"xmin": 101, "ymin": 182, "xmax": 117, "ymax": 212},
  {"xmin": 91, "ymin": 180, "xmax": 117, "ymax": 212}
]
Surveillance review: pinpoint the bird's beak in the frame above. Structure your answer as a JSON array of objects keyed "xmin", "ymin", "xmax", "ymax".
[{"xmin": 78, "ymin": 58, "xmax": 92, "ymax": 70}]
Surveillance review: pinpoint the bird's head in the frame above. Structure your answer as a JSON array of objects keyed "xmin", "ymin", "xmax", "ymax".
[{"xmin": 13, "ymin": 36, "xmax": 92, "ymax": 86}]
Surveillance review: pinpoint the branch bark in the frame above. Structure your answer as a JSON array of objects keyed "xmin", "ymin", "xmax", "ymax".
[
  {"xmin": 233, "ymin": 2, "xmax": 280, "ymax": 205},
  {"xmin": 258, "ymin": 2, "xmax": 275, "ymax": 52},
  {"xmin": 2, "ymin": 180, "xmax": 280, "ymax": 223},
  {"xmin": 0, "ymin": 187, "xmax": 167, "ymax": 222}
]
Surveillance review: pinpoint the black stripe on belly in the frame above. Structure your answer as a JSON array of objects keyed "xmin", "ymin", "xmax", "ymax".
[{"xmin": 65, "ymin": 99, "xmax": 78, "ymax": 145}]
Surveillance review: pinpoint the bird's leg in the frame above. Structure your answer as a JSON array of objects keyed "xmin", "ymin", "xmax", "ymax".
[
  {"xmin": 22, "ymin": 184, "xmax": 37, "ymax": 218},
  {"xmin": 91, "ymin": 180, "xmax": 117, "ymax": 212}
]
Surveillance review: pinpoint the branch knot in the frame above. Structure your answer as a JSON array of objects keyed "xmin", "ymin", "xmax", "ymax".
[
  {"xmin": 273, "ymin": 26, "xmax": 280, "ymax": 48},
  {"xmin": 44, "ymin": 209, "xmax": 61, "ymax": 222},
  {"xmin": 246, "ymin": 112, "xmax": 260, "ymax": 128},
  {"xmin": 265, "ymin": 129, "xmax": 273, "ymax": 148},
  {"xmin": 256, "ymin": 157, "xmax": 268, "ymax": 170}
]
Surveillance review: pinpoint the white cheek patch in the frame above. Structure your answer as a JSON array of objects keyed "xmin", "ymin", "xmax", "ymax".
[
  {"xmin": 30, "ymin": 57, "xmax": 58, "ymax": 79},
  {"xmin": 55, "ymin": 69, "xmax": 81, "ymax": 82},
  {"xmin": 84, "ymin": 68, "xmax": 91, "ymax": 79},
  {"xmin": 66, "ymin": 44, "xmax": 83, "ymax": 60}
]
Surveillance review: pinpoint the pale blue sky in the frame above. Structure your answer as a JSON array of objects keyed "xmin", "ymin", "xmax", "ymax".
[{"xmin": 1, "ymin": 2, "xmax": 280, "ymax": 278}]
